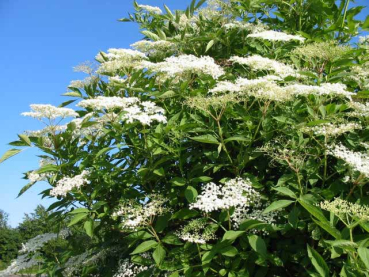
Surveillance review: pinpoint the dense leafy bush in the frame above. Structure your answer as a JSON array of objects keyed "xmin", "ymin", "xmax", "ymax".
[{"xmin": 1, "ymin": 0, "xmax": 369, "ymax": 276}]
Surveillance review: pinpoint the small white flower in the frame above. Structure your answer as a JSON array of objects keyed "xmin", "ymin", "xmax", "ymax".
[
  {"xmin": 50, "ymin": 171, "xmax": 89, "ymax": 197},
  {"xmin": 137, "ymin": 4, "xmax": 162, "ymax": 14},
  {"xmin": 22, "ymin": 104, "xmax": 78, "ymax": 120},
  {"xmin": 247, "ymin": 30, "xmax": 305, "ymax": 42}
]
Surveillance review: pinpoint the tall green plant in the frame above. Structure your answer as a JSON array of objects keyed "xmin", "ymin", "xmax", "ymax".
[{"xmin": 1, "ymin": 0, "xmax": 369, "ymax": 276}]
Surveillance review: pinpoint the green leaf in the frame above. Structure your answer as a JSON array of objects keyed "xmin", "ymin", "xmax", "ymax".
[
  {"xmin": 158, "ymin": 90, "xmax": 176, "ymax": 98},
  {"xmin": 298, "ymin": 197, "xmax": 327, "ymax": 223},
  {"xmin": 96, "ymin": 147, "xmax": 113, "ymax": 158},
  {"xmin": 69, "ymin": 208, "xmax": 90, "ymax": 214},
  {"xmin": 191, "ymin": 176, "xmax": 212, "ymax": 183},
  {"xmin": 63, "ymin": 91, "xmax": 83, "ymax": 97},
  {"xmin": 190, "ymin": 135, "xmax": 219, "ymax": 144},
  {"xmin": 131, "ymin": 240, "xmax": 158, "ymax": 255},
  {"xmin": 17, "ymin": 182, "xmax": 35, "ymax": 198},
  {"xmin": 312, "ymin": 218, "xmax": 341, "ymax": 239},
  {"xmin": 84, "ymin": 220, "xmax": 94, "ymax": 238},
  {"xmin": 307, "ymin": 244, "xmax": 329, "ymax": 277},
  {"xmin": 171, "ymin": 177, "xmax": 186, "ymax": 186},
  {"xmin": 68, "ymin": 213, "xmax": 88, "ymax": 227},
  {"xmin": 36, "ymin": 164, "xmax": 59, "ymax": 174},
  {"xmin": 141, "ymin": 30, "xmax": 160, "ymax": 41},
  {"xmin": 325, "ymin": 240, "xmax": 357, "ymax": 251},
  {"xmin": 358, "ymin": 247, "xmax": 369, "ymax": 269},
  {"xmin": 162, "ymin": 233, "xmax": 183, "ymax": 245},
  {"xmin": 171, "ymin": 208, "xmax": 199, "ymax": 220},
  {"xmin": 154, "ymin": 167, "xmax": 165, "ymax": 176},
  {"xmin": 205, "ymin": 40, "xmax": 215, "ymax": 53},
  {"xmin": 185, "ymin": 186, "xmax": 198, "ymax": 203},
  {"xmin": 248, "ymin": 235, "xmax": 267, "ymax": 258},
  {"xmin": 263, "ymin": 200, "xmax": 294, "ymax": 214},
  {"xmin": 363, "ymin": 15, "xmax": 369, "ymax": 29},
  {"xmin": 222, "ymin": 231, "xmax": 245, "ymax": 242},
  {"xmin": 153, "ymin": 244, "xmax": 166, "ymax": 265},
  {"xmin": 224, "ymin": 136, "xmax": 249, "ymax": 143},
  {"xmin": 218, "ymin": 245, "xmax": 238, "ymax": 257},
  {"xmin": 0, "ymin": 149, "xmax": 23, "ymax": 164},
  {"xmin": 18, "ymin": 134, "xmax": 32, "ymax": 146},
  {"xmin": 272, "ymin": 187, "xmax": 297, "ymax": 199}
]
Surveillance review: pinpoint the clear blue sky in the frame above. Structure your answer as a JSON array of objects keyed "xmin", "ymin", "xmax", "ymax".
[
  {"xmin": 0, "ymin": 0, "xmax": 192, "ymax": 227},
  {"xmin": 0, "ymin": 0, "xmax": 368, "ymax": 227}
]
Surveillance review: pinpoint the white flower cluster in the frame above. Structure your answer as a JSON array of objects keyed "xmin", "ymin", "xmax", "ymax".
[
  {"xmin": 78, "ymin": 96, "xmax": 139, "ymax": 110},
  {"xmin": 224, "ymin": 21, "xmax": 267, "ymax": 33},
  {"xmin": 68, "ymin": 76, "xmax": 98, "ymax": 89},
  {"xmin": 27, "ymin": 170, "xmax": 47, "ymax": 183},
  {"xmin": 230, "ymin": 55, "xmax": 299, "ymax": 78},
  {"xmin": 284, "ymin": 83, "xmax": 354, "ymax": 99},
  {"xmin": 247, "ymin": 30, "xmax": 305, "ymax": 42},
  {"xmin": 320, "ymin": 198, "xmax": 369, "ymax": 221},
  {"xmin": 328, "ymin": 144, "xmax": 369, "ymax": 177},
  {"xmin": 113, "ymin": 194, "xmax": 169, "ymax": 230},
  {"xmin": 176, "ymin": 14, "xmax": 199, "ymax": 31},
  {"xmin": 0, "ymin": 230, "xmax": 70, "ymax": 276},
  {"xmin": 50, "ymin": 170, "xmax": 89, "ymax": 197},
  {"xmin": 20, "ymin": 233, "xmax": 58, "ymax": 253},
  {"xmin": 131, "ymin": 40, "xmax": 177, "ymax": 57},
  {"xmin": 96, "ymin": 48, "xmax": 147, "ymax": 74},
  {"xmin": 210, "ymin": 77, "xmax": 354, "ymax": 101},
  {"xmin": 139, "ymin": 54, "xmax": 224, "ymax": 81},
  {"xmin": 301, "ymin": 122, "xmax": 362, "ymax": 137},
  {"xmin": 113, "ymin": 259, "xmax": 149, "ymax": 277},
  {"xmin": 22, "ymin": 104, "xmax": 78, "ymax": 120},
  {"xmin": 231, "ymin": 202, "xmax": 278, "ymax": 232},
  {"xmin": 210, "ymin": 76, "xmax": 292, "ymax": 102},
  {"xmin": 77, "ymin": 96, "xmax": 167, "ymax": 126},
  {"xmin": 359, "ymin": 35, "xmax": 369, "ymax": 44},
  {"xmin": 190, "ymin": 177, "xmax": 260, "ymax": 212},
  {"xmin": 63, "ymin": 248, "xmax": 109, "ymax": 277},
  {"xmin": 176, "ymin": 218, "xmax": 216, "ymax": 244},
  {"xmin": 137, "ymin": 4, "xmax": 162, "ymax": 14},
  {"xmin": 349, "ymin": 101, "xmax": 369, "ymax": 117},
  {"xmin": 348, "ymin": 65, "xmax": 369, "ymax": 90},
  {"xmin": 0, "ymin": 254, "xmax": 40, "ymax": 277}
]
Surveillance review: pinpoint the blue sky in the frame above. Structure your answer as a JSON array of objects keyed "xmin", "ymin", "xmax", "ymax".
[
  {"xmin": 0, "ymin": 0, "xmax": 368, "ymax": 227},
  {"xmin": 0, "ymin": 0, "xmax": 192, "ymax": 227}
]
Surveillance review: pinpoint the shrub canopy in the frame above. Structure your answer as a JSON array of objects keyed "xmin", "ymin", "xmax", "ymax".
[{"xmin": 1, "ymin": 0, "xmax": 369, "ymax": 276}]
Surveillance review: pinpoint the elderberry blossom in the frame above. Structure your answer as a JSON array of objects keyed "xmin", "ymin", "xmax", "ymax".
[
  {"xmin": 223, "ymin": 21, "xmax": 267, "ymax": 33},
  {"xmin": 232, "ymin": 202, "xmax": 278, "ymax": 233},
  {"xmin": 320, "ymin": 198, "xmax": 369, "ymax": 221},
  {"xmin": 22, "ymin": 104, "xmax": 78, "ymax": 120},
  {"xmin": 230, "ymin": 55, "xmax": 299, "ymax": 78},
  {"xmin": 77, "ymin": 97, "xmax": 166, "ymax": 125},
  {"xmin": 131, "ymin": 40, "xmax": 177, "ymax": 58},
  {"xmin": 96, "ymin": 48, "xmax": 147, "ymax": 74},
  {"xmin": 176, "ymin": 218, "xmax": 216, "ymax": 244},
  {"xmin": 247, "ymin": 30, "xmax": 305, "ymax": 42},
  {"xmin": 113, "ymin": 194, "xmax": 170, "ymax": 230},
  {"xmin": 138, "ymin": 54, "xmax": 225, "ymax": 82},
  {"xmin": 285, "ymin": 83, "xmax": 354, "ymax": 99},
  {"xmin": 328, "ymin": 144, "xmax": 369, "ymax": 177},
  {"xmin": 113, "ymin": 259, "xmax": 149, "ymax": 277},
  {"xmin": 190, "ymin": 178, "xmax": 260, "ymax": 213},
  {"xmin": 20, "ymin": 233, "xmax": 58, "ymax": 253},
  {"xmin": 359, "ymin": 35, "xmax": 369, "ymax": 44},
  {"xmin": 137, "ymin": 4, "xmax": 162, "ymax": 14},
  {"xmin": 27, "ymin": 171, "xmax": 47, "ymax": 183},
  {"xmin": 0, "ymin": 254, "xmax": 40, "ymax": 277},
  {"xmin": 50, "ymin": 170, "xmax": 89, "ymax": 197},
  {"xmin": 301, "ymin": 122, "xmax": 362, "ymax": 137},
  {"xmin": 349, "ymin": 101, "xmax": 369, "ymax": 117},
  {"xmin": 77, "ymin": 96, "xmax": 140, "ymax": 110}
]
